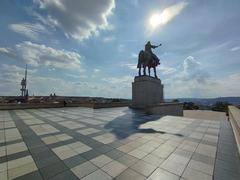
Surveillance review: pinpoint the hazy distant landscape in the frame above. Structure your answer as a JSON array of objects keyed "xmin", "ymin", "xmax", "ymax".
[{"xmin": 168, "ymin": 97, "xmax": 240, "ymax": 105}]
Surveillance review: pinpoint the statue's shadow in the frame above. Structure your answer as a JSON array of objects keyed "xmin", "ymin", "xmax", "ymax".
[{"xmin": 104, "ymin": 108, "xmax": 168, "ymax": 139}]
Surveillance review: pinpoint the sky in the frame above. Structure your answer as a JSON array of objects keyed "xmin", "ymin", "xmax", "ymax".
[{"xmin": 0, "ymin": 0, "xmax": 240, "ymax": 99}]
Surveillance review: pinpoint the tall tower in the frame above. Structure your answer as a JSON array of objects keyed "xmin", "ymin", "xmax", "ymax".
[{"xmin": 20, "ymin": 65, "xmax": 28, "ymax": 97}]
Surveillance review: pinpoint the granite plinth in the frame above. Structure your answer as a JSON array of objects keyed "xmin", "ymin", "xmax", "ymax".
[
  {"xmin": 132, "ymin": 76, "xmax": 164, "ymax": 108},
  {"xmin": 146, "ymin": 102, "xmax": 183, "ymax": 116}
]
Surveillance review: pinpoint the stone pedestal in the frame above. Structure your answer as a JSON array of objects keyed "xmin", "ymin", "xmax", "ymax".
[{"xmin": 132, "ymin": 76, "xmax": 164, "ymax": 108}]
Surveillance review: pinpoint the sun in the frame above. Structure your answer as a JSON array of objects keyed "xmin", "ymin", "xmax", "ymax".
[
  {"xmin": 149, "ymin": 14, "xmax": 161, "ymax": 28},
  {"xmin": 149, "ymin": 12, "xmax": 169, "ymax": 28}
]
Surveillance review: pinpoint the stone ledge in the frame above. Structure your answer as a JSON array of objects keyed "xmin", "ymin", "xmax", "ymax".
[
  {"xmin": 228, "ymin": 105, "xmax": 240, "ymax": 154},
  {"xmin": 0, "ymin": 102, "xmax": 130, "ymax": 110},
  {"xmin": 134, "ymin": 76, "xmax": 162, "ymax": 83},
  {"xmin": 130, "ymin": 102, "xmax": 183, "ymax": 116}
]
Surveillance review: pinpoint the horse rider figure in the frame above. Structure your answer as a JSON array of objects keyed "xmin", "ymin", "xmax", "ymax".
[
  {"xmin": 145, "ymin": 41, "xmax": 161, "ymax": 65},
  {"xmin": 137, "ymin": 41, "xmax": 162, "ymax": 78}
]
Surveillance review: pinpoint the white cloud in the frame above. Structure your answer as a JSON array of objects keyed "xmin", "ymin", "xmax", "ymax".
[
  {"xmin": 162, "ymin": 1, "xmax": 188, "ymax": 24},
  {"xmin": 0, "ymin": 41, "xmax": 81, "ymax": 70},
  {"xmin": 158, "ymin": 65, "xmax": 176, "ymax": 75},
  {"xmin": 103, "ymin": 76, "xmax": 132, "ymax": 85},
  {"xmin": 162, "ymin": 56, "xmax": 240, "ymax": 98},
  {"xmin": 0, "ymin": 48, "xmax": 15, "ymax": 58},
  {"xmin": 183, "ymin": 56, "xmax": 200, "ymax": 73},
  {"xmin": 34, "ymin": 0, "xmax": 115, "ymax": 41},
  {"xmin": 0, "ymin": 48, "xmax": 11, "ymax": 54},
  {"xmin": 117, "ymin": 44, "xmax": 125, "ymax": 52},
  {"xmin": 9, "ymin": 23, "xmax": 48, "ymax": 40},
  {"xmin": 230, "ymin": 46, "xmax": 240, "ymax": 52},
  {"xmin": 131, "ymin": 53, "xmax": 138, "ymax": 58},
  {"xmin": 102, "ymin": 36, "xmax": 115, "ymax": 42},
  {"xmin": 0, "ymin": 64, "xmax": 133, "ymax": 98},
  {"xmin": 94, "ymin": 69, "xmax": 100, "ymax": 73},
  {"xmin": 148, "ymin": 1, "xmax": 188, "ymax": 30},
  {"xmin": 163, "ymin": 56, "xmax": 212, "ymax": 98},
  {"xmin": 213, "ymin": 73, "xmax": 240, "ymax": 96},
  {"xmin": 122, "ymin": 63, "xmax": 136, "ymax": 70}
]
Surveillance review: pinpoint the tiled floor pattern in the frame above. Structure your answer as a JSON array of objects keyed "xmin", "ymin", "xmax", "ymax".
[{"xmin": 0, "ymin": 107, "xmax": 239, "ymax": 180}]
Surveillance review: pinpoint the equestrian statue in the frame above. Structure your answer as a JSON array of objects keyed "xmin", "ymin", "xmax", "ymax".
[{"xmin": 137, "ymin": 41, "xmax": 161, "ymax": 78}]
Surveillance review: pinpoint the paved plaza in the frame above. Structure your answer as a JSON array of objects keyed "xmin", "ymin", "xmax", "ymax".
[{"xmin": 0, "ymin": 107, "xmax": 239, "ymax": 180}]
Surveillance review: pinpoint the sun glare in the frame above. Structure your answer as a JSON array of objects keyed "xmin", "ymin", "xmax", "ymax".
[
  {"xmin": 149, "ymin": 11, "xmax": 170, "ymax": 29},
  {"xmin": 149, "ymin": 13, "xmax": 161, "ymax": 28}
]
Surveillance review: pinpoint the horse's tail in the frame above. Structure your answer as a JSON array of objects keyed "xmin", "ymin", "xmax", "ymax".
[{"xmin": 137, "ymin": 50, "xmax": 144, "ymax": 68}]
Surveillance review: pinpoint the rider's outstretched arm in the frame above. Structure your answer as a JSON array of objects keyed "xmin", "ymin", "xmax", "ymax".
[{"xmin": 151, "ymin": 45, "xmax": 158, "ymax": 49}]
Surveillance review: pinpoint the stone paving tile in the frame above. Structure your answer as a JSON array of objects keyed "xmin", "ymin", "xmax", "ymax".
[
  {"xmin": 128, "ymin": 149, "xmax": 148, "ymax": 159},
  {"xmin": 90, "ymin": 154, "xmax": 113, "ymax": 168},
  {"xmin": 13, "ymin": 171, "xmax": 43, "ymax": 180},
  {"xmin": 101, "ymin": 160, "xmax": 127, "ymax": 178},
  {"xmin": 117, "ymin": 154, "xmax": 139, "ymax": 167},
  {"xmin": 82, "ymin": 169, "xmax": 112, "ymax": 180},
  {"xmin": 8, "ymin": 161, "xmax": 38, "ymax": 179},
  {"xmin": 195, "ymin": 143, "xmax": 217, "ymax": 158},
  {"xmin": 0, "ymin": 170, "xmax": 7, "ymax": 180},
  {"xmin": 39, "ymin": 161, "xmax": 68, "ymax": 179},
  {"xmin": 63, "ymin": 154, "xmax": 86, "ymax": 168},
  {"xmin": 115, "ymin": 168, "xmax": 146, "ymax": 180},
  {"xmin": 130, "ymin": 160, "xmax": 157, "ymax": 177},
  {"xmin": 182, "ymin": 167, "xmax": 212, "ymax": 180},
  {"xmin": 71, "ymin": 161, "xmax": 98, "ymax": 179},
  {"xmin": 147, "ymin": 167, "xmax": 179, "ymax": 180},
  {"xmin": 48, "ymin": 170, "xmax": 78, "ymax": 180},
  {"xmin": 1, "ymin": 108, "xmax": 240, "ymax": 180}
]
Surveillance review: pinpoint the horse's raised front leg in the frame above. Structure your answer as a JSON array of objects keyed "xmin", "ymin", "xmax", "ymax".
[{"xmin": 138, "ymin": 66, "xmax": 141, "ymax": 76}]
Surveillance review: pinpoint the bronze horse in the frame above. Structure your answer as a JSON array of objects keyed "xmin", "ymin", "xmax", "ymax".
[{"xmin": 137, "ymin": 50, "xmax": 160, "ymax": 78}]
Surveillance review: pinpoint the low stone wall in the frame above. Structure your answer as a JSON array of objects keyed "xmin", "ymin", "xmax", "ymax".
[
  {"xmin": 92, "ymin": 102, "xmax": 130, "ymax": 109},
  {"xmin": 0, "ymin": 103, "xmax": 63, "ymax": 110},
  {"xmin": 228, "ymin": 105, "xmax": 240, "ymax": 154},
  {"xmin": 0, "ymin": 102, "xmax": 130, "ymax": 110},
  {"xmin": 145, "ymin": 102, "xmax": 183, "ymax": 116}
]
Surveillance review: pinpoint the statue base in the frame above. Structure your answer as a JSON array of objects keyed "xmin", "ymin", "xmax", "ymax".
[{"xmin": 132, "ymin": 76, "xmax": 164, "ymax": 108}]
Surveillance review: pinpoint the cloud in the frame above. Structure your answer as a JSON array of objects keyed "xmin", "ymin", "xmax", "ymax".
[
  {"xmin": 0, "ymin": 64, "xmax": 133, "ymax": 98},
  {"xmin": 213, "ymin": 73, "xmax": 240, "ymax": 96},
  {"xmin": 0, "ymin": 41, "xmax": 81, "ymax": 70},
  {"xmin": 102, "ymin": 36, "xmax": 115, "ymax": 42},
  {"xmin": 121, "ymin": 63, "xmax": 136, "ymax": 70},
  {"xmin": 102, "ymin": 76, "xmax": 132, "ymax": 85},
  {"xmin": 33, "ymin": 0, "xmax": 115, "ymax": 41},
  {"xmin": 183, "ymin": 56, "xmax": 200, "ymax": 73},
  {"xmin": 0, "ymin": 64, "xmax": 37, "ymax": 85},
  {"xmin": 8, "ymin": 23, "xmax": 48, "ymax": 40},
  {"xmin": 0, "ymin": 48, "xmax": 15, "ymax": 58},
  {"xmin": 163, "ymin": 56, "xmax": 212, "ymax": 98},
  {"xmin": 162, "ymin": 56, "xmax": 239, "ymax": 98},
  {"xmin": 149, "ymin": 1, "xmax": 188, "ymax": 30},
  {"xmin": 162, "ymin": 1, "xmax": 188, "ymax": 24},
  {"xmin": 131, "ymin": 53, "xmax": 138, "ymax": 58},
  {"xmin": 230, "ymin": 46, "xmax": 240, "ymax": 52},
  {"xmin": 158, "ymin": 65, "xmax": 176, "ymax": 75},
  {"xmin": 117, "ymin": 44, "xmax": 125, "ymax": 52},
  {"xmin": 93, "ymin": 69, "xmax": 101, "ymax": 73}
]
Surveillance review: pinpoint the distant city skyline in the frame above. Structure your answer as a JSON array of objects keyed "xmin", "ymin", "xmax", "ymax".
[{"xmin": 0, "ymin": 0, "xmax": 240, "ymax": 98}]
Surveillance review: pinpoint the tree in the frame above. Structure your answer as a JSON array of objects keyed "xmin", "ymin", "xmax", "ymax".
[
  {"xmin": 183, "ymin": 102, "xmax": 199, "ymax": 110},
  {"xmin": 211, "ymin": 101, "xmax": 231, "ymax": 112}
]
